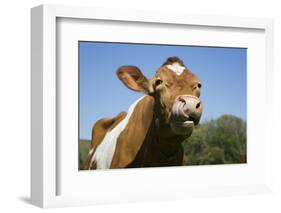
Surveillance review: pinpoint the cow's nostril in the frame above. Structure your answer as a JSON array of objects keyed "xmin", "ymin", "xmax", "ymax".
[{"xmin": 196, "ymin": 102, "xmax": 201, "ymax": 109}]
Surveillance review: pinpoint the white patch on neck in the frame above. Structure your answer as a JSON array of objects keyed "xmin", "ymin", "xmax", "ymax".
[
  {"xmin": 88, "ymin": 148, "xmax": 94, "ymax": 156},
  {"xmin": 91, "ymin": 96, "xmax": 145, "ymax": 169},
  {"xmin": 166, "ymin": 62, "xmax": 185, "ymax": 76}
]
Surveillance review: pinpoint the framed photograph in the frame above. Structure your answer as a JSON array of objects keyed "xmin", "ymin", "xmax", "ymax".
[{"xmin": 31, "ymin": 4, "xmax": 274, "ymax": 208}]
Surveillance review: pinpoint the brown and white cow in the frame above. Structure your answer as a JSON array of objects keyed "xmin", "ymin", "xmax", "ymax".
[{"xmin": 85, "ymin": 56, "xmax": 203, "ymax": 169}]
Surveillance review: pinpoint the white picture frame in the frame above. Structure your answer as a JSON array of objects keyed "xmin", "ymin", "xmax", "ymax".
[{"xmin": 31, "ymin": 4, "xmax": 274, "ymax": 208}]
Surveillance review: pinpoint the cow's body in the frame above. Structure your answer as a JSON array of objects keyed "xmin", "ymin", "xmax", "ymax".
[{"xmin": 85, "ymin": 57, "xmax": 203, "ymax": 169}]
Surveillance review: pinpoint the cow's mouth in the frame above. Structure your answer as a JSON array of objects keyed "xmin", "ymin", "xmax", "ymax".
[
  {"xmin": 170, "ymin": 97, "xmax": 202, "ymax": 135},
  {"xmin": 170, "ymin": 116, "xmax": 195, "ymax": 136}
]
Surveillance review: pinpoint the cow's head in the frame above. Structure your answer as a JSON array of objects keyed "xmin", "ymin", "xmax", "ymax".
[{"xmin": 117, "ymin": 56, "xmax": 203, "ymax": 137}]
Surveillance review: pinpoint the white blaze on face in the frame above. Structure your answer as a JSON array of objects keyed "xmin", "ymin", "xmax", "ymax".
[
  {"xmin": 90, "ymin": 96, "xmax": 145, "ymax": 169},
  {"xmin": 166, "ymin": 62, "xmax": 185, "ymax": 76}
]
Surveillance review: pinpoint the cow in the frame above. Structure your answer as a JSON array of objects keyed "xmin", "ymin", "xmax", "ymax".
[{"xmin": 85, "ymin": 56, "xmax": 203, "ymax": 169}]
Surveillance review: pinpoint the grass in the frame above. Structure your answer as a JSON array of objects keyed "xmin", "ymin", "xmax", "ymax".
[{"xmin": 79, "ymin": 139, "xmax": 90, "ymax": 170}]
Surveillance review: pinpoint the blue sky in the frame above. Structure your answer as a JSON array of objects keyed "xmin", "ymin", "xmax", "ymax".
[{"xmin": 79, "ymin": 42, "xmax": 246, "ymax": 140}]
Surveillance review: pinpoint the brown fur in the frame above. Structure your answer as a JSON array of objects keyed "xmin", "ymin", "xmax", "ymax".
[
  {"xmin": 110, "ymin": 96, "xmax": 187, "ymax": 168},
  {"xmin": 110, "ymin": 96, "xmax": 155, "ymax": 168}
]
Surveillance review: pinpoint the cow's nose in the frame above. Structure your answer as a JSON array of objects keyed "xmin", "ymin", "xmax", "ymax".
[{"xmin": 178, "ymin": 95, "xmax": 203, "ymax": 123}]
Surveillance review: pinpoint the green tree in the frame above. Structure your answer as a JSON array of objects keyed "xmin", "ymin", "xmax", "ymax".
[{"xmin": 183, "ymin": 114, "xmax": 246, "ymax": 165}]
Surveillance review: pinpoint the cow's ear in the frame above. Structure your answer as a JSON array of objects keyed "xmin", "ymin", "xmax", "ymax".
[{"xmin": 117, "ymin": 66, "xmax": 152, "ymax": 94}]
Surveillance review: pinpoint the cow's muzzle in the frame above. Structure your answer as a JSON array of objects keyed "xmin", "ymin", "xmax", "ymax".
[{"xmin": 170, "ymin": 95, "xmax": 203, "ymax": 135}]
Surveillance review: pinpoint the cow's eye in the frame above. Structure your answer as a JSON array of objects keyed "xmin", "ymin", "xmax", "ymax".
[{"xmin": 155, "ymin": 79, "xmax": 163, "ymax": 87}]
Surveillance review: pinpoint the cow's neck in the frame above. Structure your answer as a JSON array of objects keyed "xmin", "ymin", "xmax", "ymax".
[
  {"xmin": 124, "ymin": 96, "xmax": 184, "ymax": 168},
  {"xmin": 153, "ymin": 102, "xmax": 184, "ymax": 153},
  {"xmin": 155, "ymin": 121, "xmax": 184, "ymax": 164},
  {"xmin": 140, "ymin": 107, "xmax": 185, "ymax": 166}
]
